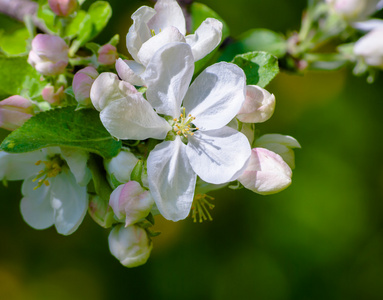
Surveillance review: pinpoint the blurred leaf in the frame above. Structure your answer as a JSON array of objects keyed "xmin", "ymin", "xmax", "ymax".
[
  {"xmin": 0, "ymin": 56, "xmax": 46, "ymax": 99},
  {"xmin": 37, "ymin": 4, "xmax": 61, "ymax": 34},
  {"xmin": 0, "ymin": 27, "xmax": 29, "ymax": 56},
  {"xmin": 232, "ymin": 51, "xmax": 279, "ymax": 87},
  {"xmin": 220, "ymin": 29, "xmax": 287, "ymax": 62},
  {"xmin": 87, "ymin": 1, "xmax": 112, "ymax": 41},
  {"xmin": 1, "ymin": 106, "xmax": 122, "ymax": 158},
  {"xmin": 190, "ymin": 2, "xmax": 230, "ymax": 73},
  {"xmin": 66, "ymin": 10, "xmax": 88, "ymax": 39}
]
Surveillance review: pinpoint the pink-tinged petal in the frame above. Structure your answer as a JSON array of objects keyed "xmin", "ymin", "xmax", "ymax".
[
  {"xmin": 137, "ymin": 26, "xmax": 186, "ymax": 67},
  {"xmin": 0, "ymin": 151, "xmax": 44, "ymax": 181},
  {"xmin": 186, "ymin": 126, "xmax": 251, "ymax": 184},
  {"xmin": 126, "ymin": 6, "xmax": 156, "ymax": 62},
  {"xmin": 185, "ymin": 18, "xmax": 223, "ymax": 61},
  {"xmin": 143, "ymin": 42, "xmax": 194, "ymax": 117},
  {"xmin": 98, "ymin": 44, "xmax": 118, "ymax": 65},
  {"xmin": 104, "ymin": 150, "xmax": 139, "ymax": 184},
  {"xmin": 48, "ymin": 0, "xmax": 77, "ymax": 17},
  {"xmin": 147, "ymin": 138, "xmax": 197, "ymax": 221},
  {"xmin": 148, "ymin": 0, "xmax": 186, "ymax": 35},
  {"xmin": 108, "ymin": 224, "xmax": 152, "ymax": 267},
  {"xmin": 237, "ymin": 85, "xmax": 276, "ymax": 123},
  {"xmin": 238, "ymin": 148, "xmax": 292, "ymax": 195},
  {"xmin": 115, "ymin": 58, "xmax": 145, "ymax": 86},
  {"xmin": 20, "ymin": 177, "xmax": 55, "ymax": 230},
  {"xmin": 109, "ymin": 181, "xmax": 154, "ymax": 227},
  {"xmin": 183, "ymin": 62, "xmax": 246, "ymax": 130},
  {"xmin": 50, "ymin": 170, "xmax": 88, "ymax": 235},
  {"xmin": 0, "ymin": 95, "xmax": 34, "ymax": 131},
  {"xmin": 73, "ymin": 66, "xmax": 99, "ymax": 106}
]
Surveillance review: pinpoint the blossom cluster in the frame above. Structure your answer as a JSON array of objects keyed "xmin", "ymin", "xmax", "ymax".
[{"xmin": 0, "ymin": 0, "xmax": 300, "ymax": 267}]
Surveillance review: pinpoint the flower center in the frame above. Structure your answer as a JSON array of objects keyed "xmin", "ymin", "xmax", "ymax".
[
  {"xmin": 33, "ymin": 154, "xmax": 64, "ymax": 189},
  {"xmin": 190, "ymin": 194, "xmax": 215, "ymax": 223},
  {"xmin": 172, "ymin": 107, "xmax": 198, "ymax": 138}
]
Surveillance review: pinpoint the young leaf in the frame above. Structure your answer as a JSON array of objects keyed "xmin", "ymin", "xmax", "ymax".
[
  {"xmin": 1, "ymin": 106, "xmax": 121, "ymax": 158},
  {"xmin": 232, "ymin": 51, "xmax": 279, "ymax": 87}
]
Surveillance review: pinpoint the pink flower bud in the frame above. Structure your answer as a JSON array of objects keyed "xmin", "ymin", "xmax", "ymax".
[
  {"xmin": 97, "ymin": 44, "xmax": 119, "ymax": 65},
  {"xmin": 108, "ymin": 224, "xmax": 152, "ymax": 268},
  {"xmin": 237, "ymin": 85, "xmax": 275, "ymax": 123},
  {"xmin": 28, "ymin": 34, "xmax": 69, "ymax": 76},
  {"xmin": 238, "ymin": 148, "xmax": 292, "ymax": 195},
  {"xmin": 48, "ymin": 0, "xmax": 77, "ymax": 17},
  {"xmin": 42, "ymin": 85, "xmax": 65, "ymax": 106},
  {"xmin": 0, "ymin": 96, "xmax": 34, "ymax": 131},
  {"xmin": 110, "ymin": 181, "xmax": 154, "ymax": 227},
  {"xmin": 326, "ymin": 0, "xmax": 382, "ymax": 21},
  {"xmin": 72, "ymin": 66, "xmax": 99, "ymax": 106}
]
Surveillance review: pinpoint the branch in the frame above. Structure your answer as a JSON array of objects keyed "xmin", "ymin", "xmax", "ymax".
[{"xmin": 0, "ymin": 0, "xmax": 49, "ymax": 33}]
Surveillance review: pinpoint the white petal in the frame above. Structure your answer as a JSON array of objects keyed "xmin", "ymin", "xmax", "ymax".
[
  {"xmin": 60, "ymin": 147, "xmax": 91, "ymax": 186},
  {"xmin": 238, "ymin": 148, "xmax": 292, "ymax": 195},
  {"xmin": 353, "ymin": 19, "xmax": 383, "ymax": 31},
  {"xmin": 104, "ymin": 150, "xmax": 139, "ymax": 183},
  {"xmin": 126, "ymin": 6, "xmax": 156, "ymax": 62},
  {"xmin": 137, "ymin": 26, "xmax": 186, "ymax": 67},
  {"xmin": 183, "ymin": 62, "xmax": 246, "ymax": 130},
  {"xmin": 186, "ymin": 127, "xmax": 251, "ymax": 184},
  {"xmin": 185, "ymin": 18, "xmax": 223, "ymax": 61},
  {"xmin": 0, "ymin": 150, "xmax": 44, "ymax": 181},
  {"xmin": 147, "ymin": 138, "xmax": 197, "ymax": 221},
  {"xmin": 100, "ymin": 97, "xmax": 171, "ymax": 140},
  {"xmin": 147, "ymin": 0, "xmax": 186, "ymax": 35},
  {"xmin": 50, "ymin": 170, "xmax": 88, "ymax": 235},
  {"xmin": 20, "ymin": 177, "xmax": 54, "ymax": 230},
  {"xmin": 143, "ymin": 42, "xmax": 194, "ymax": 117},
  {"xmin": 236, "ymin": 85, "xmax": 276, "ymax": 123},
  {"xmin": 90, "ymin": 72, "xmax": 138, "ymax": 112},
  {"xmin": 115, "ymin": 58, "xmax": 145, "ymax": 86}
]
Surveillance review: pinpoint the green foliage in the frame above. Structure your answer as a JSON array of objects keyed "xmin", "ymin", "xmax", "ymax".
[
  {"xmin": 220, "ymin": 29, "xmax": 287, "ymax": 62},
  {"xmin": 232, "ymin": 51, "xmax": 279, "ymax": 87},
  {"xmin": 190, "ymin": 2, "xmax": 230, "ymax": 74},
  {"xmin": 0, "ymin": 56, "xmax": 46, "ymax": 99},
  {"xmin": 1, "ymin": 106, "xmax": 122, "ymax": 158},
  {"xmin": 37, "ymin": 3, "xmax": 62, "ymax": 34}
]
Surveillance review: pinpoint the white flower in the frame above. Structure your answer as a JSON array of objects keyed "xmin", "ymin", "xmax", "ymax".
[
  {"xmin": 326, "ymin": 0, "xmax": 383, "ymax": 21},
  {"xmin": 254, "ymin": 134, "xmax": 301, "ymax": 169},
  {"xmin": 0, "ymin": 147, "xmax": 90, "ymax": 235},
  {"xmin": 236, "ymin": 85, "xmax": 276, "ymax": 123},
  {"xmin": 238, "ymin": 148, "xmax": 292, "ymax": 195},
  {"xmin": 117, "ymin": 0, "xmax": 222, "ymax": 85},
  {"xmin": 354, "ymin": 28, "xmax": 383, "ymax": 68},
  {"xmin": 108, "ymin": 224, "xmax": 152, "ymax": 268},
  {"xmin": 91, "ymin": 42, "xmax": 251, "ymax": 221}
]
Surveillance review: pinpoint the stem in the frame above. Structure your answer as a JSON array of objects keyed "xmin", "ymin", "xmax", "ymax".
[{"xmin": 0, "ymin": 0, "xmax": 49, "ymax": 33}]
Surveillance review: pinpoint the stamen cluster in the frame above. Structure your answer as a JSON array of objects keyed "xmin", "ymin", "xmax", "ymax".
[{"xmin": 172, "ymin": 107, "xmax": 198, "ymax": 138}]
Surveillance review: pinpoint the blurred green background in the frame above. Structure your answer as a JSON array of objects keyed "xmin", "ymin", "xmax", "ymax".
[{"xmin": 2, "ymin": 0, "xmax": 383, "ymax": 299}]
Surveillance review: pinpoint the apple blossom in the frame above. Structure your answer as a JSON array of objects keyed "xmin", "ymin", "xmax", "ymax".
[
  {"xmin": 91, "ymin": 42, "xmax": 251, "ymax": 221},
  {"xmin": 238, "ymin": 147, "xmax": 292, "ymax": 195},
  {"xmin": 73, "ymin": 66, "xmax": 99, "ymax": 106},
  {"xmin": 98, "ymin": 44, "xmax": 119, "ymax": 65},
  {"xmin": 354, "ymin": 28, "xmax": 383, "ymax": 68},
  {"xmin": 0, "ymin": 147, "xmax": 90, "ymax": 235},
  {"xmin": 109, "ymin": 181, "xmax": 154, "ymax": 227},
  {"xmin": 108, "ymin": 224, "xmax": 152, "ymax": 267},
  {"xmin": 48, "ymin": 0, "xmax": 77, "ymax": 17},
  {"xmin": 0, "ymin": 95, "xmax": 34, "ymax": 131},
  {"xmin": 118, "ymin": 0, "xmax": 222, "ymax": 85},
  {"xmin": 254, "ymin": 134, "xmax": 301, "ymax": 169},
  {"xmin": 236, "ymin": 85, "xmax": 276, "ymax": 123},
  {"xmin": 104, "ymin": 150, "xmax": 139, "ymax": 184},
  {"xmin": 28, "ymin": 34, "xmax": 69, "ymax": 76},
  {"xmin": 42, "ymin": 85, "xmax": 65, "ymax": 106},
  {"xmin": 326, "ymin": 0, "xmax": 383, "ymax": 21}
]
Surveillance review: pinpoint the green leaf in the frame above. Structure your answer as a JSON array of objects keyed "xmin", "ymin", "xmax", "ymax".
[
  {"xmin": 37, "ymin": 4, "xmax": 62, "ymax": 34},
  {"xmin": 1, "ymin": 106, "xmax": 121, "ymax": 158},
  {"xmin": 220, "ymin": 29, "xmax": 287, "ymax": 62},
  {"xmin": 87, "ymin": 1, "xmax": 112, "ymax": 40},
  {"xmin": 0, "ymin": 27, "xmax": 29, "ymax": 56},
  {"xmin": 190, "ymin": 2, "xmax": 230, "ymax": 74},
  {"xmin": 232, "ymin": 51, "xmax": 279, "ymax": 88},
  {"xmin": 0, "ymin": 56, "xmax": 46, "ymax": 99},
  {"xmin": 66, "ymin": 10, "xmax": 88, "ymax": 38}
]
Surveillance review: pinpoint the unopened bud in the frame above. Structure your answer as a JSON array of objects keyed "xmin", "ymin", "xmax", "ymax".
[
  {"xmin": 104, "ymin": 150, "xmax": 139, "ymax": 183},
  {"xmin": 42, "ymin": 85, "xmax": 65, "ymax": 106},
  {"xmin": 98, "ymin": 44, "xmax": 119, "ymax": 65},
  {"xmin": 237, "ymin": 85, "xmax": 275, "ymax": 123},
  {"xmin": 72, "ymin": 66, "xmax": 99, "ymax": 106},
  {"xmin": 354, "ymin": 29, "xmax": 383, "ymax": 68},
  {"xmin": 88, "ymin": 195, "xmax": 116, "ymax": 228},
  {"xmin": 326, "ymin": 0, "xmax": 382, "ymax": 21},
  {"xmin": 48, "ymin": 0, "xmax": 77, "ymax": 17},
  {"xmin": 28, "ymin": 34, "xmax": 69, "ymax": 76},
  {"xmin": 110, "ymin": 181, "xmax": 154, "ymax": 227},
  {"xmin": 238, "ymin": 148, "xmax": 292, "ymax": 195},
  {"xmin": 108, "ymin": 224, "xmax": 152, "ymax": 268},
  {"xmin": 0, "ymin": 96, "xmax": 34, "ymax": 131}
]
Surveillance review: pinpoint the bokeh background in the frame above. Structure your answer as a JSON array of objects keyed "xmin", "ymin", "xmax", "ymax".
[{"xmin": 2, "ymin": 0, "xmax": 383, "ymax": 299}]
